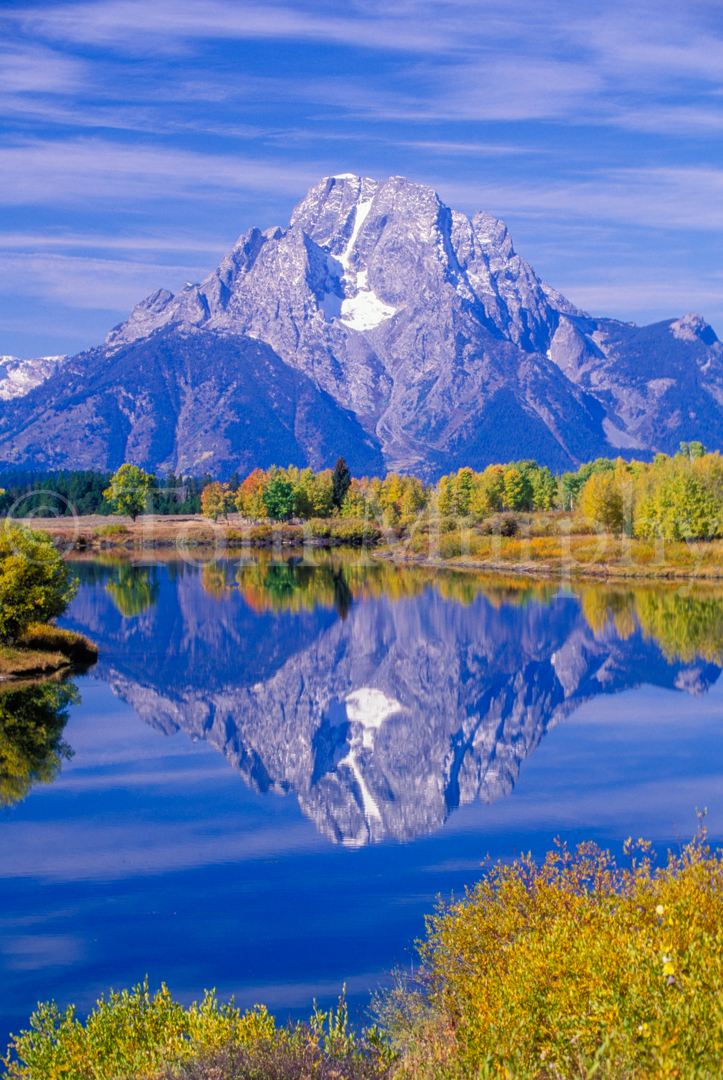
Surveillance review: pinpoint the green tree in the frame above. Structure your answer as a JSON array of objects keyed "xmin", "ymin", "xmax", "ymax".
[
  {"xmin": 680, "ymin": 441, "xmax": 706, "ymax": 460},
  {"xmin": 103, "ymin": 464, "xmax": 157, "ymax": 522},
  {"xmin": 263, "ymin": 476, "xmax": 296, "ymax": 521},
  {"xmin": 455, "ymin": 468, "xmax": 475, "ymax": 516},
  {"xmin": 0, "ymin": 526, "xmax": 78, "ymax": 642},
  {"xmin": 531, "ymin": 466, "xmax": 558, "ymax": 511},
  {"xmin": 636, "ymin": 471, "xmax": 720, "ymax": 541},
  {"xmin": 332, "ymin": 457, "xmax": 352, "ymax": 510},
  {"xmin": 502, "ymin": 467, "xmax": 533, "ymax": 511}
]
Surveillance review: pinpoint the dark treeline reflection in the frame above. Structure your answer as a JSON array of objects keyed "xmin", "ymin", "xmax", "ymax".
[
  {"xmin": 0, "ymin": 680, "xmax": 78, "ymax": 808},
  {"xmin": 62, "ymin": 553, "xmax": 723, "ymax": 844}
]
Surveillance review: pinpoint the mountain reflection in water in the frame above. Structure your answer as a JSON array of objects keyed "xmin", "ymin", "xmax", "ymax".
[{"xmin": 62, "ymin": 552, "xmax": 723, "ymax": 845}]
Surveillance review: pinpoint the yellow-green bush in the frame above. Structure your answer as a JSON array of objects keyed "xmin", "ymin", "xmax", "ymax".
[
  {"xmin": 93, "ymin": 523, "xmax": 129, "ymax": 538},
  {"xmin": 3, "ymin": 982, "xmax": 273, "ymax": 1079},
  {"xmin": 377, "ymin": 828, "xmax": 723, "ymax": 1079},
  {"xmin": 3, "ymin": 984, "xmax": 392, "ymax": 1080}
]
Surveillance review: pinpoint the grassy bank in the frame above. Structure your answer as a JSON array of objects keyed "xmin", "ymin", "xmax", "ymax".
[
  {"xmin": 23, "ymin": 515, "xmax": 384, "ymax": 552},
  {"xmin": 5, "ymin": 830, "xmax": 723, "ymax": 1080},
  {"xmin": 0, "ymin": 624, "xmax": 98, "ymax": 681},
  {"xmin": 25, "ymin": 510, "xmax": 723, "ymax": 581},
  {"xmin": 376, "ymin": 510, "xmax": 723, "ymax": 582}
]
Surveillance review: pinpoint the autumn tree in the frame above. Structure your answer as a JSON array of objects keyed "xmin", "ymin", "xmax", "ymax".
[
  {"xmin": 235, "ymin": 469, "xmax": 268, "ymax": 519},
  {"xmin": 308, "ymin": 470, "xmax": 334, "ymax": 517},
  {"xmin": 201, "ymin": 481, "xmax": 232, "ymax": 522},
  {"xmin": 437, "ymin": 475, "xmax": 456, "ymax": 516},
  {"xmin": 340, "ymin": 477, "xmax": 369, "ymax": 518},
  {"xmin": 470, "ymin": 465, "xmax": 504, "ymax": 519},
  {"xmin": 400, "ymin": 475, "xmax": 428, "ymax": 515},
  {"xmin": 103, "ymin": 464, "xmax": 157, "ymax": 522},
  {"xmin": 579, "ymin": 471, "xmax": 624, "ymax": 534}
]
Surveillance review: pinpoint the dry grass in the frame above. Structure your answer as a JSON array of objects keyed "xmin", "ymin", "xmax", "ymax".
[
  {"xmin": 386, "ymin": 516, "xmax": 723, "ymax": 582},
  {"xmin": 0, "ymin": 624, "xmax": 97, "ymax": 679}
]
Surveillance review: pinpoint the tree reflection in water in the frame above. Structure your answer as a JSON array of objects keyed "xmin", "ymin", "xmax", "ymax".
[
  {"xmin": 0, "ymin": 679, "xmax": 78, "ymax": 808},
  {"xmin": 203, "ymin": 551, "xmax": 723, "ymax": 664},
  {"xmin": 106, "ymin": 564, "xmax": 160, "ymax": 618}
]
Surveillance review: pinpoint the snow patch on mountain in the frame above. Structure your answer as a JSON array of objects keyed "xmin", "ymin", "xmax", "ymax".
[
  {"xmin": 339, "ymin": 198, "xmax": 372, "ymax": 271},
  {"xmin": 341, "ymin": 289, "xmax": 396, "ymax": 331},
  {"xmin": 0, "ymin": 354, "xmax": 68, "ymax": 400}
]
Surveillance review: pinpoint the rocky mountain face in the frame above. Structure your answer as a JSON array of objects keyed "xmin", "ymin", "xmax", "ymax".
[
  {"xmin": 0, "ymin": 354, "xmax": 67, "ymax": 402},
  {"xmin": 62, "ymin": 561, "xmax": 720, "ymax": 845},
  {"xmin": 0, "ymin": 332, "xmax": 383, "ymax": 477},
  {"xmin": 2, "ymin": 174, "xmax": 722, "ymax": 477}
]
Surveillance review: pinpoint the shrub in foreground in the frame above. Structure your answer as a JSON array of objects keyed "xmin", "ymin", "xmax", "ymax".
[
  {"xmin": 8, "ymin": 829, "xmax": 723, "ymax": 1080},
  {"xmin": 3, "ymin": 985, "xmax": 392, "ymax": 1080},
  {"xmin": 376, "ymin": 824, "xmax": 723, "ymax": 1078}
]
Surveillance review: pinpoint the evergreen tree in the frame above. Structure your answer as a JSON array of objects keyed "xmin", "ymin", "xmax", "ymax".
[{"xmin": 332, "ymin": 457, "xmax": 351, "ymax": 510}]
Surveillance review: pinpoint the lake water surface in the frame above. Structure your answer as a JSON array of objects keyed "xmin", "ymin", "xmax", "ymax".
[{"xmin": 2, "ymin": 551, "xmax": 723, "ymax": 1048}]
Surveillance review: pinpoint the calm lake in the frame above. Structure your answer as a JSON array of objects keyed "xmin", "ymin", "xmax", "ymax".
[{"xmin": 2, "ymin": 550, "xmax": 723, "ymax": 1048}]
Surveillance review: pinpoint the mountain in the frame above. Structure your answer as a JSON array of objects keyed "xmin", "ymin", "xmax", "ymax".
[
  {"xmin": 62, "ymin": 560, "xmax": 720, "ymax": 845},
  {"xmin": 0, "ymin": 331, "xmax": 383, "ymax": 477},
  {"xmin": 1, "ymin": 174, "xmax": 722, "ymax": 478}
]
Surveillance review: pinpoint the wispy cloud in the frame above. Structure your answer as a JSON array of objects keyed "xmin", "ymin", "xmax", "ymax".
[
  {"xmin": 1, "ymin": 0, "xmax": 722, "ymax": 352},
  {"xmin": 0, "ymin": 252, "xmax": 212, "ymax": 309},
  {"xmin": 0, "ymin": 231, "xmax": 230, "ymax": 255},
  {"xmin": 438, "ymin": 167, "xmax": 723, "ymax": 232},
  {"xmin": 0, "ymin": 139, "xmax": 320, "ymax": 205},
  {"xmin": 2, "ymin": 933, "xmax": 85, "ymax": 972},
  {"xmin": 0, "ymin": 43, "xmax": 84, "ymax": 94}
]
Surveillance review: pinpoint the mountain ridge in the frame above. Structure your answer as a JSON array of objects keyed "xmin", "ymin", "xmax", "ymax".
[{"xmin": 1, "ymin": 174, "xmax": 721, "ymax": 480}]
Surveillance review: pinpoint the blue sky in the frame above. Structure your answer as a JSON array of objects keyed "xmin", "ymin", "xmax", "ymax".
[{"xmin": 1, "ymin": 0, "xmax": 722, "ymax": 357}]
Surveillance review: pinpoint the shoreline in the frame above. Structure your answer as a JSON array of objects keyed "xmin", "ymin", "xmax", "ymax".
[
  {"xmin": 371, "ymin": 548, "xmax": 723, "ymax": 583},
  {"xmin": 11, "ymin": 513, "xmax": 723, "ymax": 583},
  {"xmin": 0, "ymin": 626, "xmax": 98, "ymax": 683}
]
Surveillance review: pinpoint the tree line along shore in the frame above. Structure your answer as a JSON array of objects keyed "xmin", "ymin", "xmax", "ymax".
[{"xmin": 6, "ymin": 444, "xmax": 723, "ymax": 578}]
